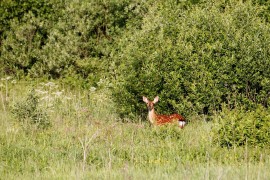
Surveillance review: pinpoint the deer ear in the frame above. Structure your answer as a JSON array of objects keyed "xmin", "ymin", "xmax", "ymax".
[
  {"xmin": 153, "ymin": 96, "xmax": 159, "ymax": 104},
  {"xmin": 143, "ymin": 96, "xmax": 149, "ymax": 103}
]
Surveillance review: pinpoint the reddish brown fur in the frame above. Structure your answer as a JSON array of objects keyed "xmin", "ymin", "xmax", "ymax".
[{"xmin": 156, "ymin": 114, "xmax": 185, "ymax": 125}]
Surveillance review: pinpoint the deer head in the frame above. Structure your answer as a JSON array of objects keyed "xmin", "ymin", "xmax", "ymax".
[{"xmin": 143, "ymin": 96, "xmax": 159, "ymax": 111}]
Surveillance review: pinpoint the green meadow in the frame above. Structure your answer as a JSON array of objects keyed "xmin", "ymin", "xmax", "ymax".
[
  {"xmin": 1, "ymin": 0, "xmax": 270, "ymax": 179},
  {"xmin": 0, "ymin": 80, "xmax": 269, "ymax": 179}
]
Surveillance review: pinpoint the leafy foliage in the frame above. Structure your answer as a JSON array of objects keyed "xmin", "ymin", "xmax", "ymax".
[
  {"xmin": 112, "ymin": 0, "xmax": 270, "ymax": 118},
  {"xmin": 11, "ymin": 90, "xmax": 50, "ymax": 129},
  {"xmin": 211, "ymin": 105, "xmax": 270, "ymax": 148},
  {"xmin": 0, "ymin": 0, "xmax": 63, "ymax": 36},
  {"xmin": 0, "ymin": 0, "xmax": 144, "ymax": 84},
  {"xmin": 1, "ymin": 0, "xmax": 270, "ymax": 119}
]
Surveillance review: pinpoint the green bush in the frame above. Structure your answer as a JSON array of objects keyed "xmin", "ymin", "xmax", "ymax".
[
  {"xmin": 112, "ymin": 0, "xmax": 270, "ymax": 118},
  {"xmin": 11, "ymin": 90, "xmax": 50, "ymax": 129},
  {"xmin": 0, "ymin": 0, "xmax": 142, "ymax": 85},
  {"xmin": 211, "ymin": 105, "xmax": 270, "ymax": 148}
]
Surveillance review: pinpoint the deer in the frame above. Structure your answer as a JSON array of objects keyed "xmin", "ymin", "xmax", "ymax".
[{"xmin": 143, "ymin": 96, "xmax": 186, "ymax": 128}]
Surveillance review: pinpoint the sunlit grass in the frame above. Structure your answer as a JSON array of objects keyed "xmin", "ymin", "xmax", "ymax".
[{"xmin": 0, "ymin": 80, "xmax": 269, "ymax": 179}]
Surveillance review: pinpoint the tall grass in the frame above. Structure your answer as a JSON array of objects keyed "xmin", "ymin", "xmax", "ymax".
[{"xmin": 0, "ymin": 79, "xmax": 269, "ymax": 179}]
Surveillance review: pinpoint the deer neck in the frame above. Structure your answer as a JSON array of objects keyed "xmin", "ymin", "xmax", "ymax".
[{"xmin": 148, "ymin": 109, "xmax": 157, "ymax": 124}]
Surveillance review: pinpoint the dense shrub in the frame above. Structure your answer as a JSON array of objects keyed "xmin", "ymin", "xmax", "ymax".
[
  {"xmin": 1, "ymin": 12, "xmax": 50, "ymax": 77},
  {"xmin": 0, "ymin": 0, "xmax": 65, "ymax": 76},
  {"xmin": 0, "ymin": 0, "xmax": 145, "ymax": 85},
  {"xmin": 0, "ymin": 0, "xmax": 63, "ymax": 36},
  {"xmin": 112, "ymin": 0, "xmax": 270, "ymax": 118},
  {"xmin": 0, "ymin": 0, "xmax": 204, "ymax": 81},
  {"xmin": 11, "ymin": 90, "xmax": 50, "ymax": 129},
  {"xmin": 211, "ymin": 105, "xmax": 270, "ymax": 148}
]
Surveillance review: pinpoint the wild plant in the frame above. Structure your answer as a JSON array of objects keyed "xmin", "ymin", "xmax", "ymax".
[{"xmin": 11, "ymin": 89, "xmax": 50, "ymax": 129}]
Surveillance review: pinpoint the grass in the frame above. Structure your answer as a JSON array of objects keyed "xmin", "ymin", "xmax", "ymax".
[{"xmin": 0, "ymin": 79, "xmax": 270, "ymax": 179}]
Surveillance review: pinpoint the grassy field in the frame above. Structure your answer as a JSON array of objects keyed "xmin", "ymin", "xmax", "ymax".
[{"xmin": 0, "ymin": 80, "xmax": 269, "ymax": 179}]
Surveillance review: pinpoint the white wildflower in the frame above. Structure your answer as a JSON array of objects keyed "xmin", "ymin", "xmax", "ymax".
[
  {"xmin": 45, "ymin": 82, "xmax": 56, "ymax": 87},
  {"xmin": 1, "ymin": 76, "xmax": 12, "ymax": 81},
  {"xmin": 53, "ymin": 91, "xmax": 63, "ymax": 97},
  {"xmin": 41, "ymin": 96, "xmax": 50, "ymax": 101},
  {"xmin": 90, "ymin": 86, "xmax": 96, "ymax": 92},
  {"xmin": 35, "ymin": 89, "xmax": 48, "ymax": 95},
  {"xmin": 64, "ymin": 96, "xmax": 72, "ymax": 100}
]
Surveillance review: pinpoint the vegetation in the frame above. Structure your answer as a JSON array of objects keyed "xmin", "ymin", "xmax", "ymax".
[
  {"xmin": 11, "ymin": 89, "xmax": 50, "ymax": 129},
  {"xmin": 0, "ymin": 0, "xmax": 270, "ymax": 179},
  {"xmin": 0, "ymin": 81, "xmax": 270, "ymax": 179},
  {"xmin": 114, "ymin": 0, "xmax": 270, "ymax": 118},
  {"xmin": 212, "ymin": 105, "xmax": 270, "ymax": 148}
]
